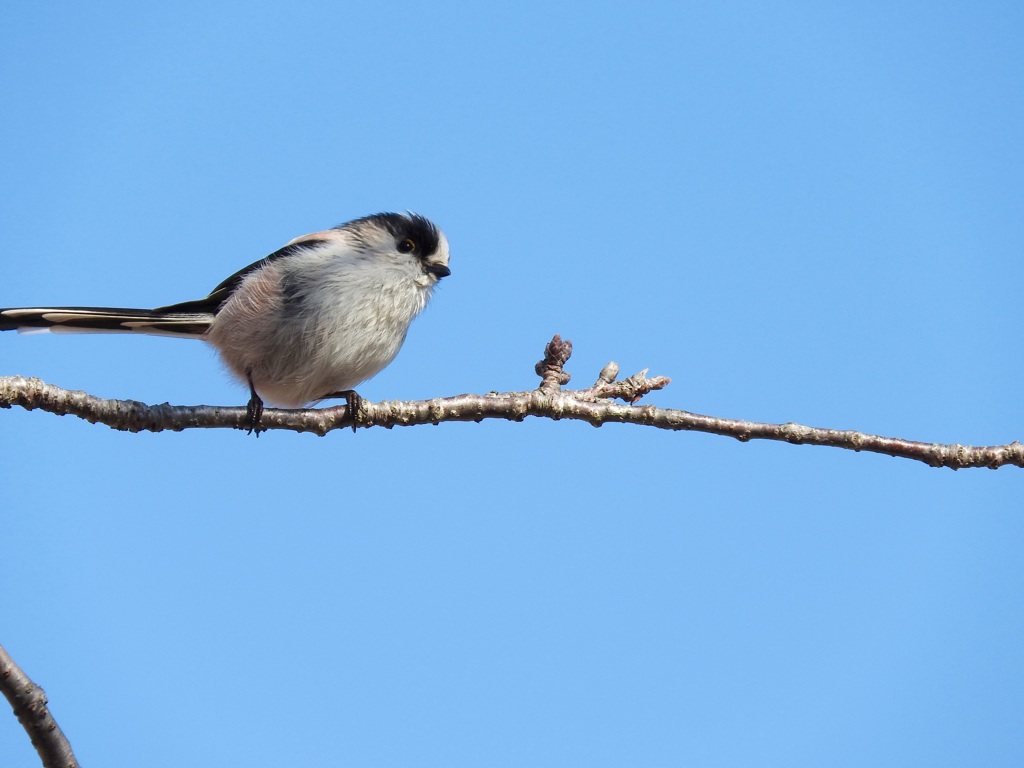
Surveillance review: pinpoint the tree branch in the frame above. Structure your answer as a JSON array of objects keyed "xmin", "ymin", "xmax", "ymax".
[
  {"xmin": 0, "ymin": 334, "xmax": 1020, "ymax": 470},
  {"xmin": 0, "ymin": 643, "xmax": 79, "ymax": 768}
]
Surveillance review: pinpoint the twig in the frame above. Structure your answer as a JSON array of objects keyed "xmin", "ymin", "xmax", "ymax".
[
  {"xmin": 0, "ymin": 643, "xmax": 79, "ymax": 768},
  {"xmin": 0, "ymin": 335, "xmax": 1020, "ymax": 470}
]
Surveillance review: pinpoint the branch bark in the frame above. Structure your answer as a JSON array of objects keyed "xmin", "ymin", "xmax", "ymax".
[
  {"xmin": 1, "ymin": 335, "xmax": 1020, "ymax": 470},
  {"xmin": 0, "ymin": 643, "xmax": 79, "ymax": 768}
]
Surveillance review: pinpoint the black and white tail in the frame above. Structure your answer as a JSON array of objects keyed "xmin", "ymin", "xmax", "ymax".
[{"xmin": 0, "ymin": 306, "xmax": 213, "ymax": 338}]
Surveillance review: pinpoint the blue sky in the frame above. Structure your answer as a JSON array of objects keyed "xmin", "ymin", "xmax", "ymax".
[{"xmin": 2, "ymin": 2, "xmax": 1022, "ymax": 766}]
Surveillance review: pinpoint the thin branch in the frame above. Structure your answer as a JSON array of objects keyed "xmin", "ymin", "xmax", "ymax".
[
  {"xmin": 0, "ymin": 643, "xmax": 79, "ymax": 768},
  {"xmin": 0, "ymin": 335, "xmax": 1020, "ymax": 470}
]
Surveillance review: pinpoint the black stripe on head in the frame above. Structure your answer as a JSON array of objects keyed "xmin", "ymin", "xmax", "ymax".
[{"xmin": 340, "ymin": 212, "xmax": 441, "ymax": 258}]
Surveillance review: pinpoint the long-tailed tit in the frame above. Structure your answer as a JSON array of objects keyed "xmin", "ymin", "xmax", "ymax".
[{"xmin": 0, "ymin": 212, "xmax": 451, "ymax": 431}]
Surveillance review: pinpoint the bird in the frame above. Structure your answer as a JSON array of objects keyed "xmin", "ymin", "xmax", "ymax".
[{"xmin": 0, "ymin": 212, "xmax": 451, "ymax": 432}]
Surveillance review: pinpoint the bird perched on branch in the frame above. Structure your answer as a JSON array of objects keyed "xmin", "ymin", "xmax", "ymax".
[{"xmin": 0, "ymin": 212, "xmax": 452, "ymax": 432}]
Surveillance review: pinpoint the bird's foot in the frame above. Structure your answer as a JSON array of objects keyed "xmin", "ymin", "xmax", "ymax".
[
  {"xmin": 322, "ymin": 389, "xmax": 363, "ymax": 432},
  {"xmin": 245, "ymin": 372, "xmax": 265, "ymax": 436}
]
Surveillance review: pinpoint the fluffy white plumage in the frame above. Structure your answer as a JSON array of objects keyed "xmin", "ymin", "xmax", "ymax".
[{"xmin": 0, "ymin": 212, "xmax": 451, "ymax": 413}]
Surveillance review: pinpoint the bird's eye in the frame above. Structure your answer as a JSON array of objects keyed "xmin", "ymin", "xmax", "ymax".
[{"xmin": 397, "ymin": 238, "xmax": 416, "ymax": 253}]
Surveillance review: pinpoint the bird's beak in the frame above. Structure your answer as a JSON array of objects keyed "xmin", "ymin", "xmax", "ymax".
[{"xmin": 425, "ymin": 263, "xmax": 451, "ymax": 279}]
